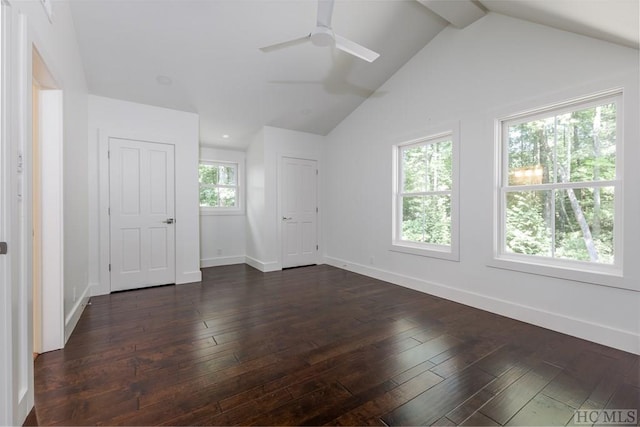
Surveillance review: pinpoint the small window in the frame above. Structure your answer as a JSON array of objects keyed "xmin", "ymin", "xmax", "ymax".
[
  {"xmin": 496, "ymin": 91, "xmax": 622, "ymax": 274},
  {"xmin": 199, "ymin": 162, "xmax": 238, "ymax": 209},
  {"xmin": 393, "ymin": 128, "xmax": 459, "ymax": 261}
]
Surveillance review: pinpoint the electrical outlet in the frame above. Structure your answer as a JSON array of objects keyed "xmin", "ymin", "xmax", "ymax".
[{"xmin": 216, "ymin": 249, "xmax": 222, "ymax": 256}]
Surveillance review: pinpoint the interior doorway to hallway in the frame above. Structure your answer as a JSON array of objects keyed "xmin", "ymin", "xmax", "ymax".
[{"xmin": 31, "ymin": 47, "xmax": 64, "ymax": 354}]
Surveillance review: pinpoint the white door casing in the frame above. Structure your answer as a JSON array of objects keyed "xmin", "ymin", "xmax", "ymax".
[
  {"xmin": 281, "ymin": 157, "xmax": 318, "ymax": 268},
  {"xmin": 109, "ymin": 138, "xmax": 176, "ymax": 292},
  {"xmin": 0, "ymin": 2, "xmax": 12, "ymax": 423}
]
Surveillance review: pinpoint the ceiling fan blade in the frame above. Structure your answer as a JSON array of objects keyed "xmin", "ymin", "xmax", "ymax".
[
  {"xmin": 317, "ymin": 0, "xmax": 334, "ymax": 28},
  {"xmin": 260, "ymin": 35, "xmax": 311, "ymax": 53},
  {"xmin": 334, "ymin": 34, "xmax": 380, "ymax": 63}
]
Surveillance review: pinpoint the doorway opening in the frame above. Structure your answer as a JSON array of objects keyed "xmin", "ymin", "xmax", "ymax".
[{"xmin": 31, "ymin": 47, "xmax": 64, "ymax": 354}]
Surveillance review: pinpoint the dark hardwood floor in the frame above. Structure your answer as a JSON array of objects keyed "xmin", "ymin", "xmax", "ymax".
[{"xmin": 33, "ymin": 264, "xmax": 639, "ymax": 426}]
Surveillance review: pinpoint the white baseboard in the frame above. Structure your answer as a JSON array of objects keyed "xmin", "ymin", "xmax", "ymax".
[
  {"xmin": 90, "ymin": 281, "xmax": 108, "ymax": 297},
  {"xmin": 177, "ymin": 270, "xmax": 202, "ymax": 285},
  {"xmin": 201, "ymin": 256, "xmax": 245, "ymax": 268},
  {"xmin": 64, "ymin": 284, "xmax": 91, "ymax": 343},
  {"xmin": 245, "ymin": 256, "xmax": 280, "ymax": 272},
  {"xmin": 324, "ymin": 256, "xmax": 640, "ymax": 355}
]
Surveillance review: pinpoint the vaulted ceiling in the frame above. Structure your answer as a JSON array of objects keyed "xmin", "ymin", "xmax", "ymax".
[{"xmin": 69, "ymin": 0, "xmax": 639, "ymax": 148}]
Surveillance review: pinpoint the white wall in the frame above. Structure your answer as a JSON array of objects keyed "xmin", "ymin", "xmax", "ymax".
[
  {"xmin": 245, "ymin": 126, "xmax": 324, "ymax": 271},
  {"xmin": 200, "ymin": 146, "xmax": 246, "ymax": 267},
  {"xmin": 88, "ymin": 95, "xmax": 201, "ymax": 295},
  {"xmin": 324, "ymin": 13, "xmax": 640, "ymax": 354},
  {"xmin": 1, "ymin": 0, "xmax": 89, "ymax": 424}
]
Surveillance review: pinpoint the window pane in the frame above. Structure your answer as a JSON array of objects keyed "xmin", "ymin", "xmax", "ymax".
[
  {"xmin": 219, "ymin": 187, "xmax": 237, "ymax": 207},
  {"xmin": 219, "ymin": 165, "xmax": 237, "ymax": 185},
  {"xmin": 505, "ymin": 190, "xmax": 552, "ymax": 256},
  {"xmin": 403, "ymin": 141, "xmax": 452, "ymax": 192},
  {"xmin": 427, "ymin": 141, "xmax": 452, "ymax": 191},
  {"xmin": 555, "ymin": 103, "xmax": 617, "ymax": 184},
  {"xmin": 402, "ymin": 145, "xmax": 426, "ymax": 193},
  {"xmin": 554, "ymin": 187, "xmax": 614, "ymax": 264},
  {"xmin": 199, "ymin": 187, "xmax": 219, "ymax": 207},
  {"xmin": 507, "ymin": 118, "xmax": 553, "ymax": 186},
  {"xmin": 401, "ymin": 195, "xmax": 451, "ymax": 245},
  {"xmin": 199, "ymin": 164, "xmax": 218, "ymax": 185}
]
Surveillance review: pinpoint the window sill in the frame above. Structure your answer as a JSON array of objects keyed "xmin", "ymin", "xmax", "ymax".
[
  {"xmin": 390, "ymin": 241, "xmax": 459, "ymax": 262},
  {"xmin": 200, "ymin": 208, "xmax": 245, "ymax": 217},
  {"xmin": 488, "ymin": 254, "xmax": 631, "ymax": 290}
]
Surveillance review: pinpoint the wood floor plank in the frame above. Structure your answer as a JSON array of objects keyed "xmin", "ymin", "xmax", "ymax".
[
  {"xmin": 460, "ymin": 412, "xmax": 500, "ymax": 426},
  {"xmin": 479, "ymin": 362, "xmax": 561, "ymax": 425},
  {"xmin": 246, "ymin": 382, "xmax": 352, "ymax": 426},
  {"xmin": 432, "ymin": 415, "xmax": 459, "ymax": 426},
  {"xmin": 304, "ymin": 318, "xmax": 418, "ymax": 365},
  {"xmin": 31, "ymin": 264, "xmax": 640, "ymax": 426},
  {"xmin": 430, "ymin": 339, "xmax": 502, "ymax": 378},
  {"xmin": 541, "ymin": 371, "xmax": 591, "ymax": 409},
  {"xmin": 381, "ymin": 366, "xmax": 495, "ymax": 426},
  {"xmin": 505, "ymin": 393, "xmax": 575, "ymax": 426},
  {"xmin": 340, "ymin": 334, "xmax": 462, "ymax": 395},
  {"xmin": 330, "ymin": 369, "xmax": 444, "ymax": 426},
  {"xmin": 446, "ymin": 388, "xmax": 496, "ymax": 425},
  {"xmin": 603, "ymin": 382, "xmax": 640, "ymax": 414},
  {"xmin": 392, "ymin": 359, "xmax": 436, "ymax": 385}
]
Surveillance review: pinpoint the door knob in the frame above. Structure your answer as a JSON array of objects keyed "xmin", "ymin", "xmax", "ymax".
[
  {"xmin": 282, "ymin": 216, "xmax": 292, "ymax": 221},
  {"xmin": 163, "ymin": 218, "xmax": 175, "ymax": 224}
]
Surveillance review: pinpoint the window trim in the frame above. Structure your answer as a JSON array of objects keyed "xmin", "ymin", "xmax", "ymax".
[
  {"xmin": 199, "ymin": 160, "xmax": 244, "ymax": 215},
  {"xmin": 493, "ymin": 89, "xmax": 624, "ymax": 282},
  {"xmin": 391, "ymin": 125, "xmax": 460, "ymax": 262}
]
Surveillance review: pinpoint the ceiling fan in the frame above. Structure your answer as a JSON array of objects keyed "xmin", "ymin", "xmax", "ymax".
[{"xmin": 260, "ymin": 0, "xmax": 380, "ymax": 63}]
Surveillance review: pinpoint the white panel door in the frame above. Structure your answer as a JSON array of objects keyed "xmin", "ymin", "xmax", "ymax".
[
  {"xmin": 281, "ymin": 157, "xmax": 318, "ymax": 268},
  {"xmin": 109, "ymin": 138, "xmax": 175, "ymax": 292}
]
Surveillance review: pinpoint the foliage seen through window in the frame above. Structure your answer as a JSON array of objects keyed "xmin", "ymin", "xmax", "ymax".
[
  {"xmin": 400, "ymin": 138, "xmax": 453, "ymax": 246},
  {"xmin": 502, "ymin": 97, "xmax": 619, "ymax": 265},
  {"xmin": 199, "ymin": 163, "xmax": 237, "ymax": 208}
]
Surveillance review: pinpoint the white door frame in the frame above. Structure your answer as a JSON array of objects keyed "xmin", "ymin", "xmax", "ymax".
[
  {"xmin": 98, "ymin": 129, "xmax": 178, "ymax": 292},
  {"xmin": 0, "ymin": 2, "xmax": 14, "ymax": 424},
  {"xmin": 277, "ymin": 152, "xmax": 322, "ymax": 269},
  {"xmin": 35, "ymin": 84, "xmax": 64, "ymax": 351},
  {"xmin": 1, "ymin": 6, "xmax": 66, "ymax": 423},
  {"xmin": 32, "ymin": 46, "xmax": 64, "ymax": 353}
]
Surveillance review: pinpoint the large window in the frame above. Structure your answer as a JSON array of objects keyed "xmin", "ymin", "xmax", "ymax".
[
  {"xmin": 497, "ymin": 92, "xmax": 622, "ymax": 272},
  {"xmin": 199, "ymin": 161, "xmax": 239, "ymax": 210},
  {"xmin": 393, "ymin": 129, "xmax": 458, "ymax": 260}
]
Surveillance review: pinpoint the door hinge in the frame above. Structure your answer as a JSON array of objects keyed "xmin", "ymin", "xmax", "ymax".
[
  {"xmin": 0, "ymin": 242, "xmax": 7, "ymax": 255},
  {"xmin": 108, "ymin": 207, "xmax": 110, "ymax": 215},
  {"xmin": 107, "ymin": 150, "xmax": 110, "ymax": 159},
  {"xmin": 108, "ymin": 264, "xmax": 111, "ymax": 272},
  {"xmin": 316, "ymin": 245, "xmax": 319, "ymax": 251},
  {"xmin": 316, "ymin": 207, "xmax": 318, "ymax": 213},
  {"xmin": 316, "ymin": 169, "xmax": 318, "ymax": 175}
]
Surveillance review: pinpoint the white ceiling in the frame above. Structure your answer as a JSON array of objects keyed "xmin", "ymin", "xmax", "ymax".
[{"xmin": 68, "ymin": 0, "xmax": 639, "ymax": 149}]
